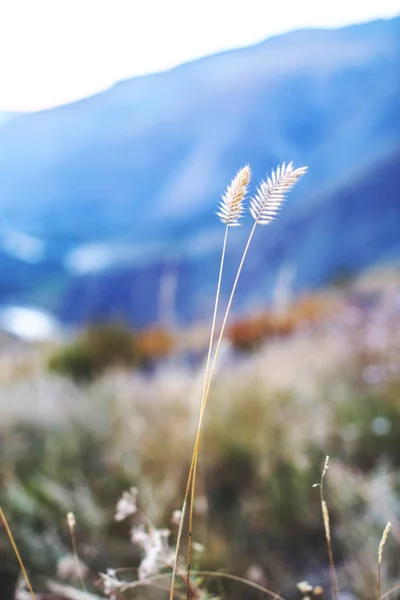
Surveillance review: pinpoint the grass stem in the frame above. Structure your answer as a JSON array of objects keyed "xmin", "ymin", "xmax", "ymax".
[
  {"xmin": 319, "ymin": 457, "xmax": 339, "ymax": 600},
  {"xmin": 171, "ymin": 221, "xmax": 258, "ymax": 600},
  {"xmin": 0, "ymin": 505, "xmax": 36, "ymax": 600}
]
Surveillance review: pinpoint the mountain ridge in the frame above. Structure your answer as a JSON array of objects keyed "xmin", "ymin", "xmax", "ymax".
[{"xmin": 0, "ymin": 16, "xmax": 399, "ymax": 327}]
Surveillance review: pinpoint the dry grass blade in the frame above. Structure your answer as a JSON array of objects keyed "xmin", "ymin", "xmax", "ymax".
[
  {"xmin": 250, "ymin": 162, "xmax": 307, "ymax": 224},
  {"xmin": 170, "ymin": 161, "xmax": 307, "ymax": 600},
  {"xmin": 180, "ymin": 166, "xmax": 251, "ymax": 598},
  {"xmin": 318, "ymin": 456, "xmax": 339, "ymax": 600},
  {"xmin": 0, "ymin": 506, "xmax": 36, "ymax": 600},
  {"xmin": 172, "ymin": 167, "xmax": 250, "ymax": 600},
  {"xmin": 67, "ymin": 512, "xmax": 87, "ymax": 593},
  {"xmin": 322, "ymin": 501, "xmax": 331, "ymax": 545},
  {"xmin": 216, "ymin": 165, "xmax": 251, "ymax": 226},
  {"xmin": 379, "ymin": 522, "xmax": 391, "ymax": 565},
  {"xmin": 378, "ymin": 521, "xmax": 391, "ymax": 600}
]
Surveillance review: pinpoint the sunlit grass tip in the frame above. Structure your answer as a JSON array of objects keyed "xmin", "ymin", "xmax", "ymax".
[
  {"xmin": 250, "ymin": 162, "xmax": 307, "ymax": 224},
  {"xmin": 216, "ymin": 164, "xmax": 251, "ymax": 226},
  {"xmin": 378, "ymin": 521, "xmax": 392, "ymax": 600}
]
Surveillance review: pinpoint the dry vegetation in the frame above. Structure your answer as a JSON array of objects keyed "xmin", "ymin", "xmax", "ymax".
[
  {"xmin": 0, "ymin": 162, "xmax": 399, "ymax": 600},
  {"xmin": 0, "ymin": 267, "xmax": 399, "ymax": 599}
]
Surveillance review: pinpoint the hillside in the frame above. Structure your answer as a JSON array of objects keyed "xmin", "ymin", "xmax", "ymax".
[
  {"xmin": 58, "ymin": 148, "xmax": 400, "ymax": 326},
  {"xmin": 0, "ymin": 17, "xmax": 399, "ymax": 327},
  {"xmin": 0, "ymin": 112, "xmax": 24, "ymax": 128}
]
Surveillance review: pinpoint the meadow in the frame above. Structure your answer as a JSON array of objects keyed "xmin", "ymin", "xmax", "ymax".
[{"xmin": 1, "ymin": 264, "xmax": 399, "ymax": 599}]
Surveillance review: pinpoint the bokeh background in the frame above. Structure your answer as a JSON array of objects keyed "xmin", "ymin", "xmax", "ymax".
[{"xmin": 0, "ymin": 1, "xmax": 400, "ymax": 598}]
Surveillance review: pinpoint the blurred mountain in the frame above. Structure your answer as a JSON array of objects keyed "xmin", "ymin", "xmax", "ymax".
[
  {"xmin": 0, "ymin": 112, "xmax": 25, "ymax": 128},
  {"xmin": 0, "ymin": 17, "xmax": 399, "ymax": 327},
  {"xmin": 57, "ymin": 147, "xmax": 400, "ymax": 326}
]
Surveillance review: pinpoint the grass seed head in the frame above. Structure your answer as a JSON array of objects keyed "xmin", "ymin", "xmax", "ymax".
[
  {"xmin": 250, "ymin": 162, "xmax": 307, "ymax": 225},
  {"xmin": 217, "ymin": 164, "xmax": 251, "ymax": 226}
]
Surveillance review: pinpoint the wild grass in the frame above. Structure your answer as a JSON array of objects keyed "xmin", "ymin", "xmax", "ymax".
[
  {"xmin": 0, "ymin": 506, "xmax": 36, "ymax": 599},
  {"xmin": 1, "ymin": 315, "xmax": 400, "ymax": 597},
  {"xmin": 314, "ymin": 456, "xmax": 339, "ymax": 600},
  {"xmin": 378, "ymin": 522, "xmax": 391, "ymax": 600},
  {"xmin": 171, "ymin": 161, "xmax": 307, "ymax": 600},
  {"xmin": 67, "ymin": 511, "xmax": 87, "ymax": 593},
  {"xmin": 182, "ymin": 164, "xmax": 252, "ymax": 600},
  {"xmin": 0, "ymin": 166, "xmax": 400, "ymax": 598}
]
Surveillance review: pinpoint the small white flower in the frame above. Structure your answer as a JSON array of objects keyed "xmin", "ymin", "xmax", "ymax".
[
  {"xmin": 66, "ymin": 512, "xmax": 76, "ymax": 529},
  {"xmin": 246, "ymin": 564, "xmax": 267, "ymax": 586},
  {"xmin": 171, "ymin": 509, "xmax": 182, "ymax": 527},
  {"xmin": 192, "ymin": 542, "xmax": 205, "ymax": 554},
  {"xmin": 131, "ymin": 524, "xmax": 149, "ymax": 547},
  {"xmin": 158, "ymin": 528, "xmax": 171, "ymax": 539},
  {"xmin": 100, "ymin": 569, "xmax": 123, "ymax": 597},
  {"xmin": 131, "ymin": 525, "xmax": 174, "ymax": 580},
  {"xmin": 297, "ymin": 581, "xmax": 314, "ymax": 595},
  {"xmin": 138, "ymin": 546, "xmax": 160, "ymax": 580},
  {"xmin": 115, "ymin": 487, "xmax": 138, "ymax": 521},
  {"xmin": 57, "ymin": 553, "xmax": 88, "ymax": 580}
]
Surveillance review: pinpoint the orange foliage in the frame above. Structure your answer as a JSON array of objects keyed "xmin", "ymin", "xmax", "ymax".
[
  {"xmin": 227, "ymin": 294, "xmax": 335, "ymax": 351},
  {"xmin": 137, "ymin": 327, "xmax": 175, "ymax": 361}
]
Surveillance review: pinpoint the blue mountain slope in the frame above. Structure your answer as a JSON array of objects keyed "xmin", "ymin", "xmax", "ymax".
[
  {"xmin": 0, "ymin": 112, "xmax": 26, "ymax": 129},
  {"xmin": 59, "ymin": 147, "xmax": 400, "ymax": 327},
  {"xmin": 0, "ymin": 17, "xmax": 398, "ymax": 326}
]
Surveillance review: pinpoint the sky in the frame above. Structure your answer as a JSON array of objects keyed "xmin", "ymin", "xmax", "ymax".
[{"xmin": 0, "ymin": 0, "xmax": 399, "ymax": 112}]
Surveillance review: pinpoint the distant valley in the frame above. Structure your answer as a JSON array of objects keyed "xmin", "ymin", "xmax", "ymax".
[{"xmin": 0, "ymin": 16, "xmax": 399, "ymax": 330}]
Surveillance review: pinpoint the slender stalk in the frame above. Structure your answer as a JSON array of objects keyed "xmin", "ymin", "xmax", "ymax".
[
  {"xmin": 197, "ymin": 219, "xmax": 258, "ymax": 432},
  {"xmin": 174, "ymin": 162, "xmax": 306, "ymax": 600},
  {"xmin": 0, "ymin": 506, "xmax": 36, "ymax": 600},
  {"xmin": 186, "ymin": 457, "xmax": 197, "ymax": 591},
  {"xmin": 68, "ymin": 518, "xmax": 87, "ymax": 592},
  {"xmin": 186, "ymin": 226, "xmax": 229, "ymax": 595},
  {"xmin": 171, "ymin": 164, "xmax": 252, "ymax": 600},
  {"xmin": 170, "ymin": 227, "xmax": 229, "ymax": 600},
  {"xmin": 378, "ymin": 522, "xmax": 391, "ymax": 600},
  {"xmin": 170, "ymin": 220, "xmax": 258, "ymax": 600},
  {"xmin": 319, "ymin": 458, "xmax": 339, "ymax": 600}
]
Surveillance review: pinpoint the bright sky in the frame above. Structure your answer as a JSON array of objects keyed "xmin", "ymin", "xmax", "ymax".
[{"xmin": 0, "ymin": 0, "xmax": 399, "ymax": 112}]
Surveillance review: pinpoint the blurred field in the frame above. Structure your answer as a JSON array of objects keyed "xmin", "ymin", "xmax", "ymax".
[{"xmin": 0, "ymin": 266, "xmax": 400, "ymax": 598}]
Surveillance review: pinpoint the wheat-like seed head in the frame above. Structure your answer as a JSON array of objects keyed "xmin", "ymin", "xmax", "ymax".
[
  {"xmin": 322, "ymin": 500, "xmax": 331, "ymax": 545},
  {"xmin": 378, "ymin": 522, "xmax": 391, "ymax": 565},
  {"xmin": 216, "ymin": 164, "xmax": 251, "ymax": 226},
  {"xmin": 250, "ymin": 162, "xmax": 307, "ymax": 225},
  {"xmin": 322, "ymin": 455, "xmax": 330, "ymax": 479},
  {"xmin": 67, "ymin": 512, "xmax": 76, "ymax": 530}
]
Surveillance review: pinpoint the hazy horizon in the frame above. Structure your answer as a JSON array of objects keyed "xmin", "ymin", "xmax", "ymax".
[{"xmin": 0, "ymin": 0, "xmax": 399, "ymax": 112}]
